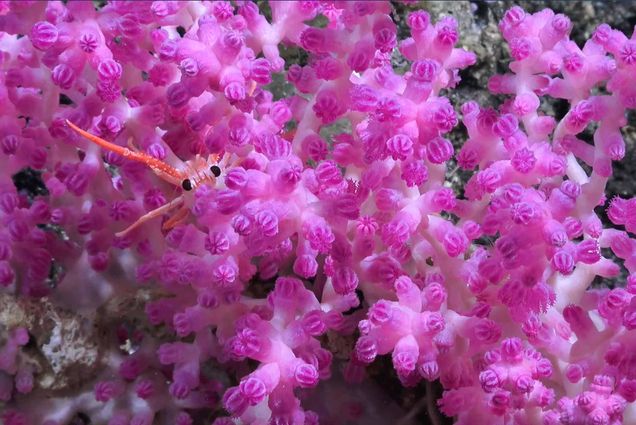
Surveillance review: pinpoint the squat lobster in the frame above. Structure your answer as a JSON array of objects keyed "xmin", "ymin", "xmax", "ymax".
[{"xmin": 65, "ymin": 120, "xmax": 222, "ymax": 237}]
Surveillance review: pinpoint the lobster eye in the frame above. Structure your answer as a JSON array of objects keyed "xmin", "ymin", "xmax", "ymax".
[
  {"xmin": 210, "ymin": 165, "xmax": 221, "ymax": 177},
  {"xmin": 181, "ymin": 179, "xmax": 193, "ymax": 191}
]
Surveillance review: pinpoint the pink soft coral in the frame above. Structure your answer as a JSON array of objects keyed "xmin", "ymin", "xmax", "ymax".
[{"xmin": 1, "ymin": 2, "xmax": 636, "ymax": 425}]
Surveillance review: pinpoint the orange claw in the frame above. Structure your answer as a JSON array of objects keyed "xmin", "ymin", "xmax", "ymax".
[
  {"xmin": 115, "ymin": 195, "xmax": 185, "ymax": 237},
  {"xmin": 65, "ymin": 120, "xmax": 185, "ymax": 184},
  {"xmin": 162, "ymin": 204, "xmax": 190, "ymax": 231},
  {"xmin": 247, "ymin": 80, "xmax": 258, "ymax": 97}
]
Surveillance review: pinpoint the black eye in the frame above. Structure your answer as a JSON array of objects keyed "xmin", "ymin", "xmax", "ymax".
[
  {"xmin": 210, "ymin": 165, "xmax": 221, "ymax": 177},
  {"xmin": 181, "ymin": 179, "xmax": 193, "ymax": 191}
]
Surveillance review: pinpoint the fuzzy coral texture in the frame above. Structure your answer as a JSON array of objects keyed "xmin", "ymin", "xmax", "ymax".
[{"xmin": 1, "ymin": 1, "xmax": 636, "ymax": 424}]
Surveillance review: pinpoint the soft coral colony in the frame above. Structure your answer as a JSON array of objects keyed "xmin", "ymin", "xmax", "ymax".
[{"xmin": 1, "ymin": 0, "xmax": 636, "ymax": 424}]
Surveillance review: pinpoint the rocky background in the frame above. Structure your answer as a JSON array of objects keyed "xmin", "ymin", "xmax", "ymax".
[{"xmin": 2, "ymin": 2, "xmax": 635, "ymax": 424}]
